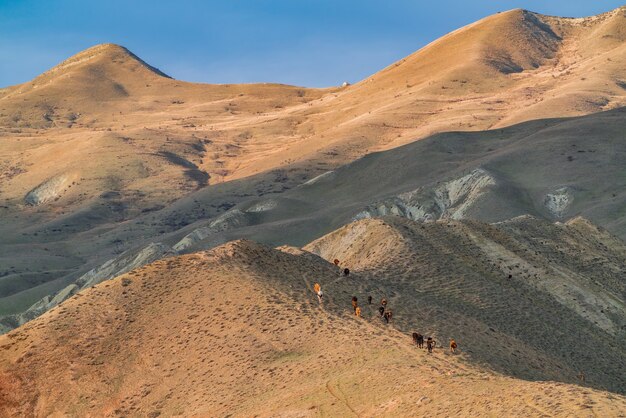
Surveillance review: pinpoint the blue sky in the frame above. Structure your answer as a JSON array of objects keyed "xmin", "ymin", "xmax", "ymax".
[{"xmin": 1, "ymin": 0, "xmax": 624, "ymax": 88}]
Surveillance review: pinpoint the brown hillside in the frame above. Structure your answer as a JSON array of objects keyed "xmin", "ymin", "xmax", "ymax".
[
  {"xmin": 1, "ymin": 239, "xmax": 625, "ymax": 417},
  {"xmin": 1, "ymin": 8, "xmax": 625, "ymax": 215},
  {"xmin": 2, "ymin": 5, "xmax": 626, "ymax": 338},
  {"xmin": 305, "ymin": 216, "xmax": 626, "ymax": 393}
]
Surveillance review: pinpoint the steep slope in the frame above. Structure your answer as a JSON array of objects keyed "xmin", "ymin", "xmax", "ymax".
[
  {"xmin": 253, "ymin": 6, "xmax": 626, "ymax": 174},
  {"xmin": 1, "ymin": 239, "xmax": 625, "ymax": 417},
  {"xmin": 305, "ymin": 216, "xmax": 626, "ymax": 393}
]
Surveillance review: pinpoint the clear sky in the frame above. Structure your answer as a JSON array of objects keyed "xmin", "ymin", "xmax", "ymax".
[{"xmin": 1, "ymin": 0, "xmax": 624, "ymax": 88}]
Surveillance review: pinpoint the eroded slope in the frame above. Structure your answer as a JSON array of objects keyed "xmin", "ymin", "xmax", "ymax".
[{"xmin": 305, "ymin": 216, "xmax": 626, "ymax": 393}]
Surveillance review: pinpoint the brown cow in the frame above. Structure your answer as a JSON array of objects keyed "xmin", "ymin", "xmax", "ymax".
[{"xmin": 412, "ymin": 332, "xmax": 424, "ymax": 348}]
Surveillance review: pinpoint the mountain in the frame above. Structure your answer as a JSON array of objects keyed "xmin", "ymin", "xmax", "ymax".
[
  {"xmin": 261, "ymin": 6, "xmax": 626, "ymax": 171},
  {"xmin": 151, "ymin": 105, "xmax": 626, "ymax": 254},
  {"xmin": 1, "ymin": 230, "xmax": 625, "ymax": 416},
  {"xmin": 2, "ymin": 86, "xmax": 626, "ymax": 335},
  {"xmin": 4, "ymin": 5, "xmax": 626, "ymax": 415},
  {"xmin": 2, "ymin": 6, "xmax": 626, "ymax": 332},
  {"xmin": 2, "ymin": 7, "xmax": 625, "ymax": 212}
]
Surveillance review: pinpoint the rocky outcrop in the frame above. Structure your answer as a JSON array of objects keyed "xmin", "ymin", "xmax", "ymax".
[
  {"xmin": 544, "ymin": 187, "xmax": 573, "ymax": 218},
  {"xmin": 354, "ymin": 168, "xmax": 496, "ymax": 222},
  {"xmin": 244, "ymin": 199, "xmax": 278, "ymax": 213},
  {"xmin": 173, "ymin": 198, "xmax": 288, "ymax": 252},
  {"xmin": 0, "ymin": 242, "xmax": 174, "ymax": 331},
  {"xmin": 173, "ymin": 209, "xmax": 252, "ymax": 252},
  {"xmin": 24, "ymin": 173, "xmax": 77, "ymax": 206},
  {"xmin": 301, "ymin": 171, "xmax": 335, "ymax": 186},
  {"xmin": 75, "ymin": 242, "xmax": 175, "ymax": 289}
]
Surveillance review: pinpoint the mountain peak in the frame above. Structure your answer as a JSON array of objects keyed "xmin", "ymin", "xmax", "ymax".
[{"xmin": 38, "ymin": 42, "xmax": 171, "ymax": 80}]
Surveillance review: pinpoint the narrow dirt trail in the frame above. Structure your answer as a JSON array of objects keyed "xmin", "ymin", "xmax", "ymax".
[{"xmin": 326, "ymin": 379, "xmax": 360, "ymax": 417}]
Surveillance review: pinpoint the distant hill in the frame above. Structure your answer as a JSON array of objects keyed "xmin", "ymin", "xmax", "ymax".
[
  {"xmin": 160, "ymin": 105, "xmax": 626, "ymax": 252},
  {"xmin": 1, "ymin": 7, "xmax": 625, "ymax": 213}
]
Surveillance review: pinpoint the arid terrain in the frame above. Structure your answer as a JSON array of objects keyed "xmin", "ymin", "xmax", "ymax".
[
  {"xmin": 1, "ymin": 218, "xmax": 625, "ymax": 416},
  {"xmin": 1, "ymin": 5, "xmax": 626, "ymax": 417},
  {"xmin": 4, "ymin": 102, "xmax": 625, "ymax": 332},
  {"xmin": 2, "ymin": 8, "xmax": 626, "ymax": 209},
  {"xmin": 2, "ymin": 6, "xmax": 626, "ymax": 327}
]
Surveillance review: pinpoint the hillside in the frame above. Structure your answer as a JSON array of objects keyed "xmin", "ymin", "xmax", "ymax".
[
  {"xmin": 2, "ymin": 101, "xmax": 626, "ymax": 333},
  {"xmin": 1, "ymin": 237, "xmax": 625, "ymax": 417},
  {"xmin": 2, "ymin": 5, "xmax": 626, "ymax": 332},
  {"xmin": 0, "ymin": 43, "xmax": 328, "ymax": 216},
  {"xmin": 156, "ymin": 105, "xmax": 626, "ymax": 253},
  {"xmin": 304, "ymin": 216, "xmax": 626, "ymax": 393},
  {"xmin": 2, "ymin": 7, "xmax": 625, "ymax": 214}
]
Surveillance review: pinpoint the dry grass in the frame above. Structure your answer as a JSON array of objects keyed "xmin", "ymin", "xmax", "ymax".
[{"xmin": 1, "ymin": 236, "xmax": 624, "ymax": 417}]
